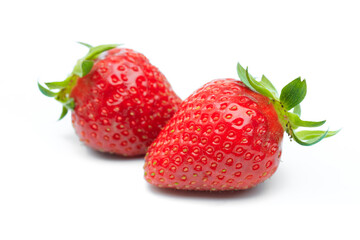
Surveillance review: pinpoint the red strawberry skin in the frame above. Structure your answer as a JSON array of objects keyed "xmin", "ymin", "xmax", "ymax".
[
  {"xmin": 144, "ymin": 79, "xmax": 284, "ymax": 190},
  {"xmin": 70, "ymin": 48, "xmax": 181, "ymax": 156}
]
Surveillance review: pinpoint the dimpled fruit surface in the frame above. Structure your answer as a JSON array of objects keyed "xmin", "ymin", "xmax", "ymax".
[
  {"xmin": 71, "ymin": 48, "xmax": 182, "ymax": 156},
  {"xmin": 144, "ymin": 78, "xmax": 284, "ymax": 190}
]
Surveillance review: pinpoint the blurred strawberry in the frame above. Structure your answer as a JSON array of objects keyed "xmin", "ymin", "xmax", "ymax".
[{"xmin": 39, "ymin": 43, "xmax": 181, "ymax": 156}]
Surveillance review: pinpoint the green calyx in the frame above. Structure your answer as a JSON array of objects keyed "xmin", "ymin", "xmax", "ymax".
[
  {"xmin": 38, "ymin": 42, "xmax": 121, "ymax": 120},
  {"xmin": 237, "ymin": 63, "xmax": 339, "ymax": 146}
]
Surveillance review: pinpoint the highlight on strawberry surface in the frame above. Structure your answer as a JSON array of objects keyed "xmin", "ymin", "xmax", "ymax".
[
  {"xmin": 38, "ymin": 42, "xmax": 182, "ymax": 156},
  {"xmin": 143, "ymin": 63, "xmax": 339, "ymax": 191}
]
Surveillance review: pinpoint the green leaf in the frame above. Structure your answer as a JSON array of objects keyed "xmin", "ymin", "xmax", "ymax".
[
  {"xmin": 237, "ymin": 63, "xmax": 278, "ymax": 99},
  {"xmin": 234, "ymin": 64, "xmax": 339, "ymax": 146},
  {"xmin": 64, "ymin": 98, "xmax": 75, "ymax": 110},
  {"xmin": 292, "ymin": 129, "xmax": 329, "ymax": 146},
  {"xmin": 59, "ymin": 106, "xmax": 68, "ymax": 120},
  {"xmin": 293, "ymin": 104, "xmax": 301, "ymax": 116},
  {"xmin": 81, "ymin": 60, "xmax": 94, "ymax": 76},
  {"xmin": 295, "ymin": 129, "xmax": 340, "ymax": 140},
  {"xmin": 245, "ymin": 67, "xmax": 278, "ymax": 100},
  {"xmin": 45, "ymin": 76, "xmax": 72, "ymax": 90},
  {"xmin": 78, "ymin": 42, "xmax": 93, "ymax": 48},
  {"xmin": 85, "ymin": 44, "xmax": 121, "ymax": 60},
  {"xmin": 45, "ymin": 81, "xmax": 68, "ymax": 89},
  {"xmin": 237, "ymin": 63, "xmax": 256, "ymax": 92},
  {"xmin": 73, "ymin": 59, "xmax": 94, "ymax": 77},
  {"xmin": 261, "ymin": 74, "xmax": 278, "ymax": 98},
  {"xmin": 73, "ymin": 59, "xmax": 83, "ymax": 77},
  {"xmin": 72, "ymin": 43, "xmax": 120, "ymax": 77},
  {"xmin": 280, "ymin": 77, "xmax": 307, "ymax": 110},
  {"xmin": 38, "ymin": 82, "xmax": 57, "ymax": 97},
  {"xmin": 288, "ymin": 112, "xmax": 326, "ymax": 128},
  {"xmin": 39, "ymin": 42, "xmax": 120, "ymax": 121}
]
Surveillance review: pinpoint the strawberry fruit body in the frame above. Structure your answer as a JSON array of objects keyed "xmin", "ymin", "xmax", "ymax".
[
  {"xmin": 39, "ymin": 43, "xmax": 181, "ymax": 156},
  {"xmin": 144, "ymin": 64, "xmax": 338, "ymax": 191}
]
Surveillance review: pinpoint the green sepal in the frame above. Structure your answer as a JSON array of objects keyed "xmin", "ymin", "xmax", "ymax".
[
  {"xmin": 280, "ymin": 77, "xmax": 307, "ymax": 110},
  {"xmin": 78, "ymin": 42, "xmax": 93, "ymax": 48},
  {"xmin": 291, "ymin": 129, "xmax": 329, "ymax": 146},
  {"xmin": 237, "ymin": 63, "xmax": 278, "ymax": 100},
  {"xmin": 38, "ymin": 82, "xmax": 57, "ymax": 97},
  {"xmin": 261, "ymin": 74, "xmax": 278, "ymax": 98},
  {"xmin": 64, "ymin": 98, "xmax": 75, "ymax": 110},
  {"xmin": 295, "ymin": 130, "xmax": 340, "ymax": 141},
  {"xmin": 73, "ymin": 59, "xmax": 94, "ymax": 77},
  {"xmin": 293, "ymin": 104, "xmax": 301, "ymax": 116},
  {"xmin": 237, "ymin": 63, "xmax": 256, "ymax": 92},
  {"xmin": 238, "ymin": 64, "xmax": 339, "ymax": 146},
  {"xmin": 38, "ymin": 42, "xmax": 120, "ymax": 120},
  {"xmin": 45, "ymin": 76, "xmax": 72, "ymax": 89},
  {"xmin": 72, "ymin": 43, "xmax": 121, "ymax": 77},
  {"xmin": 288, "ymin": 112, "xmax": 326, "ymax": 128},
  {"xmin": 85, "ymin": 44, "xmax": 121, "ymax": 60},
  {"xmin": 56, "ymin": 99, "xmax": 74, "ymax": 120},
  {"xmin": 245, "ymin": 68, "xmax": 278, "ymax": 100},
  {"xmin": 45, "ymin": 81, "xmax": 67, "ymax": 89},
  {"xmin": 59, "ymin": 106, "xmax": 68, "ymax": 120}
]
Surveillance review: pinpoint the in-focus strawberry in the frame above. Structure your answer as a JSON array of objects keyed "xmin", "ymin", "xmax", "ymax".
[
  {"xmin": 144, "ymin": 64, "xmax": 338, "ymax": 190},
  {"xmin": 39, "ymin": 43, "xmax": 181, "ymax": 156}
]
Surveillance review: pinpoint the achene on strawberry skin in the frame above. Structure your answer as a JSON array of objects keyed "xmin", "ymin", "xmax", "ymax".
[
  {"xmin": 39, "ymin": 43, "xmax": 181, "ymax": 156},
  {"xmin": 143, "ymin": 64, "xmax": 338, "ymax": 191}
]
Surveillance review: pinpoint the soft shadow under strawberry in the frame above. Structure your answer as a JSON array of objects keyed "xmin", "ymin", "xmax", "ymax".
[
  {"xmin": 147, "ymin": 182, "xmax": 270, "ymax": 200},
  {"xmin": 85, "ymin": 147, "xmax": 145, "ymax": 161}
]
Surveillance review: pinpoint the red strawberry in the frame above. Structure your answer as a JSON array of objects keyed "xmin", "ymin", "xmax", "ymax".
[
  {"xmin": 144, "ymin": 64, "xmax": 338, "ymax": 190},
  {"xmin": 39, "ymin": 43, "xmax": 181, "ymax": 156}
]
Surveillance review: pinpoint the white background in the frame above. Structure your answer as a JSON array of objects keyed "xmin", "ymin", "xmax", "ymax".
[{"xmin": 1, "ymin": 0, "xmax": 359, "ymax": 239}]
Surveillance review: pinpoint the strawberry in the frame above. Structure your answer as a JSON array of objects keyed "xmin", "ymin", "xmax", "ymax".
[
  {"xmin": 144, "ymin": 64, "xmax": 338, "ymax": 191},
  {"xmin": 39, "ymin": 43, "xmax": 181, "ymax": 156}
]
